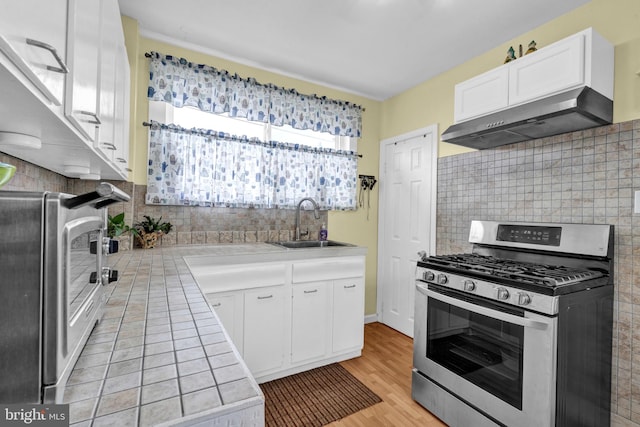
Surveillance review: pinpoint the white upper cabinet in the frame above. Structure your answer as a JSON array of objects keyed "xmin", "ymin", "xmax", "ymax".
[
  {"xmin": 453, "ymin": 28, "xmax": 614, "ymax": 123},
  {"xmin": 65, "ymin": 0, "xmax": 101, "ymax": 141},
  {"xmin": 454, "ymin": 67, "xmax": 509, "ymax": 124},
  {"xmin": 0, "ymin": 0, "xmax": 130, "ymax": 180},
  {"xmin": 508, "ymin": 34, "xmax": 585, "ymax": 106},
  {"xmin": 96, "ymin": 0, "xmax": 130, "ymax": 176},
  {"xmin": 113, "ymin": 46, "xmax": 131, "ymax": 174},
  {"xmin": 95, "ymin": 0, "xmax": 119, "ymax": 157},
  {"xmin": 0, "ymin": 0, "xmax": 68, "ymax": 106}
]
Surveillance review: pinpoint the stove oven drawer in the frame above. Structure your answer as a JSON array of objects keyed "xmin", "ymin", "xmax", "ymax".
[{"xmin": 412, "ymin": 369, "xmax": 501, "ymax": 427}]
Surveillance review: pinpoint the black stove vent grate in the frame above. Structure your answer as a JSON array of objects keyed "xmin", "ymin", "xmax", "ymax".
[{"xmin": 421, "ymin": 254, "xmax": 603, "ymax": 288}]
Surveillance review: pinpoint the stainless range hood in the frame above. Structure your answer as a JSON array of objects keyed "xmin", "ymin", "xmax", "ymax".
[{"xmin": 441, "ymin": 87, "xmax": 613, "ymax": 150}]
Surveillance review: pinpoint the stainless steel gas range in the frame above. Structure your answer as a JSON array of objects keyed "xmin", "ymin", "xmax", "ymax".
[{"xmin": 412, "ymin": 220, "xmax": 614, "ymax": 427}]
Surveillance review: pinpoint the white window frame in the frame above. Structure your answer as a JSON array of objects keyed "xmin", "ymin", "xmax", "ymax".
[{"xmin": 148, "ymin": 101, "xmax": 357, "ymax": 152}]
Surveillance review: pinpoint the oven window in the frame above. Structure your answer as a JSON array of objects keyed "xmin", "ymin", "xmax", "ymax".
[
  {"xmin": 68, "ymin": 230, "xmax": 101, "ymax": 318},
  {"xmin": 427, "ymin": 297, "xmax": 524, "ymax": 409}
]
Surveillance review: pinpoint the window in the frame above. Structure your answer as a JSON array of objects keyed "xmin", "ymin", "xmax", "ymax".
[
  {"xmin": 144, "ymin": 115, "xmax": 359, "ymax": 210},
  {"xmin": 149, "ymin": 101, "xmax": 356, "ymax": 151},
  {"xmin": 145, "ymin": 51, "xmax": 361, "ymax": 210}
]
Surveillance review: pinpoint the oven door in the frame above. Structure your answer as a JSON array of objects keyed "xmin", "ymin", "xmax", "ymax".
[
  {"xmin": 414, "ymin": 282, "xmax": 558, "ymax": 427},
  {"xmin": 42, "ymin": 206, "xmax": 106, "ymax": 402}
]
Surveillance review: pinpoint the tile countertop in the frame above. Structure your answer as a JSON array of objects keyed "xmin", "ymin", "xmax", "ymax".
[{"xmin": 63, "ymin": 242, "xmax": 366, "ymax": 427}]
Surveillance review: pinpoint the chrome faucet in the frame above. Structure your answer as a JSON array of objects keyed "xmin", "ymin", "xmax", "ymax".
[{"xmin": 295, "ymin": 197, "xmax": 320, "ymax": 240}]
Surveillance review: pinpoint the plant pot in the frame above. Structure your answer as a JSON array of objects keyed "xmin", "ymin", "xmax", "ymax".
[
  {"xmin": 112, "ymin": 234, "xmax": 132, "ymax": 251},
  {"xmin": 137, "ymin": 230, "xmax": 163, "ymax": 249}
]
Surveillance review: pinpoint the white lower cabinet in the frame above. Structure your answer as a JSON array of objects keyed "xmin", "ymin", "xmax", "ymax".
[
  {"xmin": 332, "ymin": 278, "xmax": 365, "ymax": 353},
  {"xmin": 291, "ymin": 281, "xmax": 330, "ymax": 363},
  {"xmin": 197, "ymin": 255, "xmax": 365, "ymax": 382},
  {"xmin": 243, "ymin": 286, "xmax": 287, "ymax": 376},
  {"xmin": 206, "ymin": 292, "xmax": 244, "ymax": 353},
  {"xmin": 207, "ymin": 285, "xmax": 287, "ymax": 377}
]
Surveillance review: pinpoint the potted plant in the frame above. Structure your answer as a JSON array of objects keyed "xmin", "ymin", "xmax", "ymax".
[
  {"xmin": 134, "ymin": 215, "xmax": 173, "ymax": 249},
  {"xmin": 107, "ymin": 212, "xmax": 137, "ymax": 251},
  {"xmin": 107, "ymin": 212, "xmax": 136, "ymax": 238}
]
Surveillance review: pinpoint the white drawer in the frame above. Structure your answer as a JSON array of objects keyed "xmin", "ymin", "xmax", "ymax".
[
  {"xmin": 292, "ymin": 257, "xmax": 365, "ymax": 283},
  {"xmin": 192, "ymin": 262, "xmax": 287, "ymax": 293}
]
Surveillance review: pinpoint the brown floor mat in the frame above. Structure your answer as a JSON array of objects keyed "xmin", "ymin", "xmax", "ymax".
[{"xmin": 260, "ymin": 363, "xmax": 382, "ymax": 427}]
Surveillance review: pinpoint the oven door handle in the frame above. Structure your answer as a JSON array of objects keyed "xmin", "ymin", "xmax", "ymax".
[
  {"xmin": 64, "ymin": 182, "xmax": 131, "ymax": 209},
  {"xmin": 418, "ymin": 285, "xmax": 550, "ymax": 330}
]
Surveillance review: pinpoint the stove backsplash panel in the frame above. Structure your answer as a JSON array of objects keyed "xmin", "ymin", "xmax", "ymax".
[{"xmin": 437, "ymin": 118, "xmax": 640, "ymax": 425}]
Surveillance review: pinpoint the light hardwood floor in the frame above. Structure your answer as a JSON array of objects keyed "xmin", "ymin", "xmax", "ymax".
[{"xmin": 333, "ymin": 322, "xmax": 447, "ymax": 427}]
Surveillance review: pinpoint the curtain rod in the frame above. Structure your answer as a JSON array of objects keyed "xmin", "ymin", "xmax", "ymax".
[{"xmin": 142, "ymin": 121, "xmax": 363, "ymax": 158}]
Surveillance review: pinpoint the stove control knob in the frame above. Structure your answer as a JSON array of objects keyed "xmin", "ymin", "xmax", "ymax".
[
  {"xmin": 496, "ymin": 287, "xmax": 510, "ymax": 301},
  {"xmin": 463, "ymin": 280, "xmax": 476, "ymax": 292},
  {"xmin": 423, "ymin": 271, "xmax": 435, "ymax": 282},
  {"xmin": 517, "ymin": 292, "xmax": 531, "ymax": 306},
  {"xmin": 437, "ymin": 274, "xmax": 448, "ymax": 285},
  {"xmin": 102, "ymin": 237, "xmax": 119, "ymax": 255}
]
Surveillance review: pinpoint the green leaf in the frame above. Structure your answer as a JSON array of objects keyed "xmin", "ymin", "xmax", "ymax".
[{"xmin": 112, "ymin": 212, "xmax": 125, "ymax": 223}]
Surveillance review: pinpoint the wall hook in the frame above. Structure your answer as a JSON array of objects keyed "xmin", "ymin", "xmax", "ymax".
[
  {"xmin": 358, "ymin": 175, "xmax": 376, "ymax": 220},
  {"xmin": 358, "ymin": 174, "xmax": 377, "ymax": 190}
]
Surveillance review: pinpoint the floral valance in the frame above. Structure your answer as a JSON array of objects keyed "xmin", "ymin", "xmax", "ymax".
[
  {"xmin": 146, "ymin": 52, "xmax": 363, "ymax": 138},
  {"xmin": 145, "ymin": 121, "xmax": 358, "ymax": 210}
]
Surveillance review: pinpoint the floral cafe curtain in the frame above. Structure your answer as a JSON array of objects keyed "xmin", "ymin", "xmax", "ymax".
[
  {"xmin": 146, "ymin": 51, "xmax": 362, "ymax": 138},
  {"xmin": 145, "ymin": 121, "xmax": 359, "ymax": 210}
]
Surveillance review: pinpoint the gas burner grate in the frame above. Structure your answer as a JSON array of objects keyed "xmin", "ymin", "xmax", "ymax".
[{"xmin": 423, "ymin": 254, "xmax": 603, "ymax": 288}]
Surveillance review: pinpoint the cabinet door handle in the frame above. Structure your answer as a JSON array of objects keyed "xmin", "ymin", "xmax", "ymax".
[
  {"xmin": 344, "ymin": 284, "xmax": 356, "ymax": 289},
  {"xmin": 77, "ymin": 110, "xmax": 102, "ymax": 125},
  {"xmin": 26, "ymin": 38, "xmax": 69, "ymax": 73},
  {"xmin": 116, "ymin": 158, "xmax": 127, "ymax": 163},
  {"xmin": 304, "ymin": 289, "xmax": 318, "ymax": 294},
  {"xmin": 212, "ymin": 302, "xmax": 221, "ymax": 307},
  {"xmin": 101, "ymin": 142, "xmax": 117, "ymax": 150},
  {"xmin": 257, "ymin": 294, "xmax": 273, "ymax": 300}
]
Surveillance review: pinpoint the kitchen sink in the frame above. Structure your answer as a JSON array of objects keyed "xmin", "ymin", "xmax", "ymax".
[{"xmin": 269, "ymin": 240, "xmax": 353, "ymax": 249}]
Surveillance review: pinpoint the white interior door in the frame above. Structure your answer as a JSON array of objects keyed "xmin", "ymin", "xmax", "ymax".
[{"xmin": 377, "ymin": 126, "xmax": 437, "ymax": 337}]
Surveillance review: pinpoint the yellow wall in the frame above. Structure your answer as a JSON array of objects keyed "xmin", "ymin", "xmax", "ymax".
[
  {"xmin": 120, "ymin": 20, "xmax": 382, "ymax": 315},
  {"xmin": 121, "ymin": 0, "xmax": 640, "ymax": 316},
  {"xmin": 381, "ymin": 0, "xmax": 640, "ymax": 156}
]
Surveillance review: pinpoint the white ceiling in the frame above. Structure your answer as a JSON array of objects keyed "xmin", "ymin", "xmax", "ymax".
[{"xmin": 118, "ymin": 0, "xmax": 591, "ymax": 101}]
